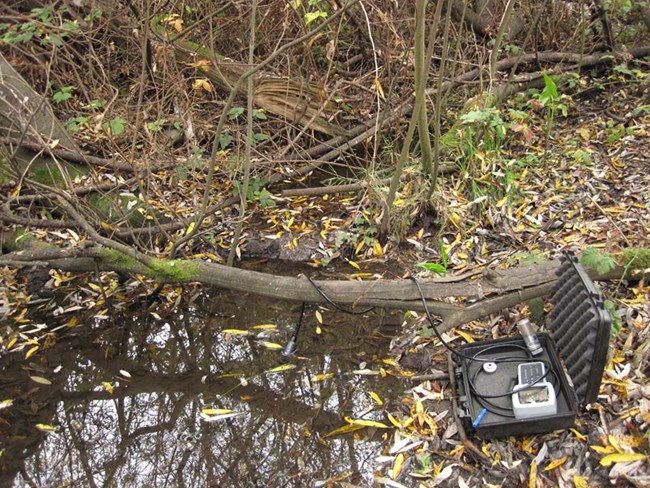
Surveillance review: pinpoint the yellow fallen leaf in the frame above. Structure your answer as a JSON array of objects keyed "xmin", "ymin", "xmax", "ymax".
[
  {"xmin": 35, "ymin": 423, "xmax": 58, "ymax": 432},
  {"xmin": 202, "ymin": 408, "xmax": 233, "ymax": 415},
  {"xmin": 30, "ymin": 376, "xmax": 52, "ymax": 385},
  {"xmin": 344, "ymin": 417, "xmax": 389, "ymax": 428},
  {"xmin": 544, "ymin": 456, "xmax": 567, "ymax": 471},
  {"xmin": 600, "ymin": 452, "xmax": 647, "ymax": 467},
  {"xmin": 375, "ymin": 77, "xmax": 386, "ymax": 100},
  {"xmin": 528, "ymin": 460, "xmax": 537, "ymax": 488},
  {"xmin": 391, "ymin": 453, "xmax": 404, "ymax": 479},
  {"xmin": 323, "ymin": 423, "xmax": 365, "ymax": 438},
  {"xmin": 252, "ymin": 324, "xmax": 277, "ymax": 330},
  {"xmin": 222, "ymin": 329, "xmax": 250, "ymax": 335},
  {"xmin": 347, "ymin": 259, "xmax": 360, "ymax": 270},
  {"xmin": 103, "ymin": 382, "xmax": 114, "ymax": 394},
  {"xmin": 314, "ymin": 373, "xmax": 334, "ymax": 382},
  {"xmin": 25, "ymin": 345, "xmax": 39, "ymax": 359},
  {"xmin": 455, "ymin": 330, "xmax": 474, "ymax": 343},
  {"xmin": 259, "ymin": 341, "xmax": 283, "ymax": 350},
  {"xmin": 6, "ymin": 335, "xmax": 17, "ymax": 350},
  {"xmin": 496, "ymin": 195, "xmax": 508, "ymax": 207},
  {"xmin": 590, "ymin": 445, "xmax": 616, "ymax": 455},
  {"xmin": 573, "ymin": 475, "xmax": 588, "ymax": 488},
  {"xmin": 0, "ymin": 399, "xmax": 14, "ymax": 410},
  {"xmin": 185, "ymin": 222, "xmax": 196, "ymax": 236},
  {"xmin": 369, "ymin": 391, "xmax": 383, "ymax": 406},
  {"xmin": 570, "ymin": 428, "xmax": 587, "ymax": 441},
  {"xmin": 265, "ymin": 364, "xmax": 296, "ymax": 374},
  {"xmin": 387, "ymin": 413, "xmax": 402, "ymax": 428},
  {"xmin": 240, "ymin": 395, "xmax": 253, "ymax": 401},
  {"xmin": 315, "ymin": 310, "xmax": 323, "ymax": 324},
  {"xmin": 373, "ymin": 240, "xmax": 383, "ymax": 256}
]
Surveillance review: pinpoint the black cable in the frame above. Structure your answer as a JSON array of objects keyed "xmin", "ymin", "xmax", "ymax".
[
  {"xmin": 410, "ymin": 275, "xmax": 562, "ymax": 418},
  {"xmin": 280, "ymin": 302, "xmax": 306, "ymax": 363},
  {"xmin": 305, "ymin": 275, "xmax": 374, "ymax": 315}
]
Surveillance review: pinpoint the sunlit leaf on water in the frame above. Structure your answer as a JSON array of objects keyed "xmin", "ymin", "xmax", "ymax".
[
  {"xmin": 252, "ymin": 324, "xmax": 277, "ymax": 330},
  {"xmin": 202, "ymin": 408, "xmax": 234, "ymax": 415},
  {"xmin": 119, "ymin": 370, "xmax": 131, "ymax": 378},
  {"xmin": 29, "ymin": 376, "xmax": 52, "ymax": 385},
  {"xmin": 313, "ymin": 373, "xmax": 334, "ymax": 382},
  {"xmin": 199, "ymin": 412, "xmax": 244, "ymax": 422},
  {"xmin": 35, "ymin": 423, "xmax": 58, "ymax": 432},
  {"xmin": 369, "ymin": 391, "xmax": 383, "ymax": 406},
  {"xmin": 323, "ymin": 423, "xmax": 365, "ymax": 438},
  {"xmin": 222, "ymin": 329, "xmax": 250, "ymax": 335},
  {"xmin": 103, "ymin": 382, "xmax": 114, "ymax": 394},
  {"xmin": 258, "ymin": 341, "xmax": 282, "ymax": 350},
  {"xmin": 350, "ymin": 369, "xmax": 379, "ymax": 375},
  {"xmin": 344, "ymin": 417, "xmax": 389, "ymax": 428},
  {"xmin": 0, "ymin": 399, "xmax": 14, "ymax": 410},
  {"xmin": 265, "ymin": 364, "xmax": 296, "ymax": 374}
]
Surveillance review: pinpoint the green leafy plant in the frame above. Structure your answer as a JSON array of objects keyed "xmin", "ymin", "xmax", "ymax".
[
  {"xmin": 52, "ymin": 86, "xmax": 75, "ymax": 103},
  {"xmin": 604, "ymin": 299, "xmax": 622, "ymax": 336},
  {"xmin": 65, "ymin": 116, "xmax": 89, "ymax": 132},
  {"xmin": 417, "ymin": 241, "xmax": 448, "ymax": 276},
  {"xmin": 233, "ymin": 177, "xmax": 275, "ymax": 208},
  {"xmin": 537, "ymin": 73, "xmax": 568, "ymax": 143},
  {"xmin": 102, "ymin": 117, "xmax": 126, "ymax": 136},
  {"xmin": 580, "ymin": 248, "xmax": 617, "ymax": 276}
]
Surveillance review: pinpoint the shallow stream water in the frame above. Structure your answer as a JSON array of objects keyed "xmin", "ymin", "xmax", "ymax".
[{"xmin": 1, "ymin": 264, "xmax": 409, "ymax": 487}]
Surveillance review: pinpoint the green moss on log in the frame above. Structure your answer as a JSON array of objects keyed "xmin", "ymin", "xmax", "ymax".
[
  {"xmin": 621, "ymin": 248, "xmax": 650, "ymax": 276},
  {"xmin": 148, "ymin": 258, "xmax": 200, "ymax": 281},
  {"xmin": 97, "ymin": 248, "xmax": 200, "ymax": 281}
]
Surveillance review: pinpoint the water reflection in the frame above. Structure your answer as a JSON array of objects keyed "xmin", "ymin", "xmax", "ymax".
[{"xmin": 2, "ymin": 289, "xmax": 405, "ymax": 487}]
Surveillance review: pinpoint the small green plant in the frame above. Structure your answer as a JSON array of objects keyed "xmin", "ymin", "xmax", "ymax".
[
  {"xmin": 146, "ymin": 119, "xmax": 166, "ymax": 133},
  {"xmin": 233, "ymin": 177, "xmax": 275, "ymax": 208},
  {"xmin": 580, "ymin": 248, "xmax": 617, "ymax": 276},
  {"xmin": 65, "ymin": 116, "xmax": 89, "ymax": 132},
  {"xmin": 52, "ymin": 85, "xmax": 75, "ymax": 103},
  {"xmin": 417, "ymin": 241, "xmax": 448, "ymax": 276},
  {"xmin": 536, "ymin": 73, "xmax": 568, "ymax": 144},
  {"xmin": 228, "ymin": 107, "xmax": 245, "ymax": 120},
  {"xmin": 103, "ymin": 117, "xmax": 126, "ymax": 136},
  {"xmin": 604, "ymin": 299, "xmax": 622, "ymax": 336}
]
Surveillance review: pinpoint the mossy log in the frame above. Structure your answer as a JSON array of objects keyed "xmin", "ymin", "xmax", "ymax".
[{"xmin": 1, "ymin": 236, "xmax": 647, "ymax": 331}]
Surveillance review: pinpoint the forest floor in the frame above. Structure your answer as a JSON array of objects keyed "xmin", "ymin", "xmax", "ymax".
[{"xmin": 1, "ymin": 63, "xmax": 649, "ymax": 487}]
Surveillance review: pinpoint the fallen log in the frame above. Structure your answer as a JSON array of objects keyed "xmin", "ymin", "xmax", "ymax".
[{"xmin": 1, "ymin": 234, "xmax": 646, "ymax": 332}]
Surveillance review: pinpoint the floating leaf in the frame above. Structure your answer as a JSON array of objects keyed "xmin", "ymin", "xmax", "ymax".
[
  {"xmin": 344, "ymin": 417, "xmax": 389, "ymax": 428},
  {"xmin": 599, "ymin": 452, "xmax": 646, "ymax": 466},
  {"xmin": 222, "ymin": 329, "xmax": 250, "ymax": 335},
  {"xmin": 259, "ymin": 341, "xmax": 283, "ymax": 350},
  {"xmin": 315, "ymin": 310, "xmax": 323, "ymax": 324},
  {"xmin": 199, "ymin": 412, "xmax": 243, "ymax": 422},
  {"xmin": 0, "ymin": 399, "xmax": 14, "ymax": 410},
  {"xmin": 252, "ymin": 324, "xmax": 277, "ymax": 330},
  {"xmin": 202, "ymin": 408, "xmax": 233, "ymax": 416},
  {"xmin": 119, "ymin": 370, "xmax": 132, "ymax": 378},
  {"xmin": 369, "ymin": 391, "xmax": 383, "ymax": 406},
  {"xmin": 30, "ymin": 376, "xmax": 52, "ymax": 385},
  {"xmin": 314, "ymin": 373, "xmax": 334, "ymax": 382},
  {"xmin": 103, "ymin": 382, "xmax": 114, "ymax": 394},
  {"xmin": 35, "ymin": 423, "xmax": 58, "ymax": 432},
  {"xmin": 323, "ymin": 423, "xmax": 365, "ymax": 438},
  {"xmin": 265, "ymin": 364, "xmax": 296, "ymax": 374}
]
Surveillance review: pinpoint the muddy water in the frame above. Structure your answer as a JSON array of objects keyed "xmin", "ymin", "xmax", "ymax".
[{"xmin": 1, "ymin": 268, "xmax": 408, "ymax": 487}]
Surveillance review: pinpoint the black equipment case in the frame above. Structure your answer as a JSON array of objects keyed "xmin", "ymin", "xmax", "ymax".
[{"xmin": 454, "ymin": 253, "xmax": 611, "ymax": 439}]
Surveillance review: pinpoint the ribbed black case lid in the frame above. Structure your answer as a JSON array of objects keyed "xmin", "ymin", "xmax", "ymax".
[{"xmin": 547, "ymin": 253, "xmax": 611, "ymax": 405}]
